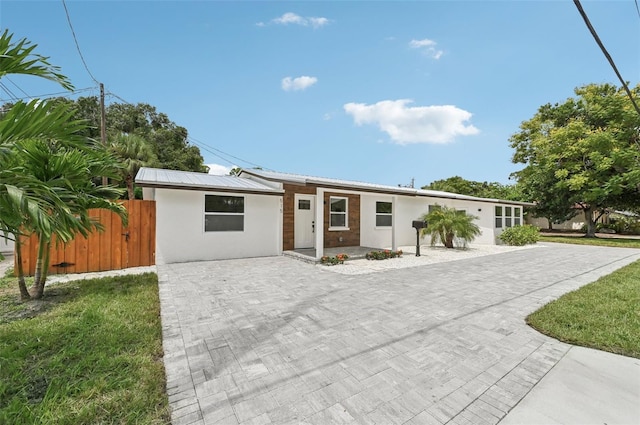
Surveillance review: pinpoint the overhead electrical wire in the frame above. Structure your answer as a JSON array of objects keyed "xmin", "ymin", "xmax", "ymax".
[
  {"xmin": 104, "ymin": 88, "xmax": 269, "ymax": 171},
  {"xmin": 0, "ymin": 87, "xmax": 95, "ymax": 103},
  {"xmin": 573, "ymin": 0, "xmax": 640, "ymax": 117},
  {"xmin": 5, "ymin": 77, "xmax": 30, "ymax": 98},
  {"xmin": 0, "ymin": 82, "xmax": 19, "ymax": 102},
  {"xmin": 187, "ymin": 135, "xmax": 270, "ymax": 170},
  {"xmin": 61, "ymin": 0, "xmax": 100, "ymax": 85}
]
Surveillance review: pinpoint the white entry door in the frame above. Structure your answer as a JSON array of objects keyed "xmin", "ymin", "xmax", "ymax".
[{"xmin": 294, "ymin": 194, "xmax": 315, "ymax": 249}]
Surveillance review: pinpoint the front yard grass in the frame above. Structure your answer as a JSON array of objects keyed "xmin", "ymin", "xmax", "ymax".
[
  {"xmin": 527, "ymin": 259, "xmax": 640, "ymax": 359},
  {"xmin": 0, "ymin": 272, "xmax": 169, "ymax": 424},
  {"xmin": 540, "ymin": 235, "xmax": 640, "ymax": 249}
]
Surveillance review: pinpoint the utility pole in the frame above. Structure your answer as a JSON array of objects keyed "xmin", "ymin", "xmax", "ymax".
[{"xmin": 100, "ymin": 83, "xmax": 108, "ymax": 185}]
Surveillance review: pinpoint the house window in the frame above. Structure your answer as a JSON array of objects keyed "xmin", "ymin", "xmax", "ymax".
[
  {"xmin": 330, "ymin": 197, "xmax": 348, "ymax": 229},
  {"xmin": 495, "ymin": 206, "xmax": 503, "ymax": 228},
  {"xmin": 428, "ymin": 204, "xmax": 441, "ymax": 213},
  {"xmin": 376, "ymin": 201, "xmax": 392, "ymax": 227},
  {"xmin": 298, "ymin": 199, "xmax": 311, "ymax": 210},
  {"xmin": 204, "ymin": 195, "xmax": 244, "ymax": 232},
  {"xmin": 514, "ymin": 207, "xmax": 521, "ymax": 226},
  {"xmin": 505, "ymin": 207, "xmax": 512, "ymax": 228}
]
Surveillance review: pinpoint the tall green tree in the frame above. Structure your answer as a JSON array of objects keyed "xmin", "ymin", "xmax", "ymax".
[
  {"xmin": 109, "ymin": 133, "xmax": 157, "ymax": 199},
  {"xmin": 420, "ymin": 205, "xmax": 481, "ymax": 249},
  {"xmin": 510, "ymin": 83, "xmax": 640, "ymax": 237},
  {"xmin": 31, "ymin": 97, "xmax": 208, "ymax": 173},
  {"xmin": 422, "ymin": 176, "xmax": 523, "ymax": 201}
]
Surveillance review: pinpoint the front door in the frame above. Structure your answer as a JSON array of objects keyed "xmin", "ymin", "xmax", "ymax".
[{"xmin": 294, "ymin": 194, "xmax": 315, "ymax": 249}]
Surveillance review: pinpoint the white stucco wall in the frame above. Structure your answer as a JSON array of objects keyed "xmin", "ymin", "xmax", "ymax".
[
  {"xmin": 360, "ymin": 194, "xmax": 394, "ymax": 249},
  {"xmin": 0, "ymin": 234, "xmax": 14, "ymax": 253},
  {"xmin": 152, "ymin": 188, "xmax": 282, "ymax": 264},
  {"xmin": 394, "ymin": 197, "xmax": 498, "ymax": 246},
  {"xmin": 527, "ymin": 211, "xmax": 587, "ymax": 231},
  {"xmin": 359, "ymin": 195, "xmax": 504, "ymax": 248}
]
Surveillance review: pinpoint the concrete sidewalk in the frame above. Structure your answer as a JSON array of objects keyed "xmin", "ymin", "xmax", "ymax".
[
  {"xmin": 157, "ymin": 243, "xmax": 640, "ymax": 425},
  {"xmin": 501, "ymin": 346, "xmax": 640, "ymax": 424}
]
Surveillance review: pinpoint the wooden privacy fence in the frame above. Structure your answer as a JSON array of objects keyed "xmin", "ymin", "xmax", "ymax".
[{"xmin": 17, "ymin": 200, "xmax": 156, "ymax": 276}]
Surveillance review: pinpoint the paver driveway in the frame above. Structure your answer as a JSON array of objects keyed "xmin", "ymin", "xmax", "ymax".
[{"xmin": 157, "ymin": 243, "xmax": 640, "ymax": 425}]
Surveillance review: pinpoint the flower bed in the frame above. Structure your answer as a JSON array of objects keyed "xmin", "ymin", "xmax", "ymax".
[
  {"xmin": 320, "ymin": 253, "xmax": 349, "ymax": 265},
  {"xmin": 366, "ymin": 249, "xmax": 403, "ymax": 260}
]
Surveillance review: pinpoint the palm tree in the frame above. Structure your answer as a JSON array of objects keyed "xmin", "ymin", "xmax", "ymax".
[
  {"xmin": 0, "ymin": 30, "xmax": 125, "ymax": 299},
  {"xmin": 15, "ymin": 138, "xmax": 125, "ymax": 298},
  {"xmin": 420, "ymin": 205, "xmax": 481, "ymax": 249},
  {"xmin": 109, "ymin": 133, "xmax": 157, "ymax": 200}
]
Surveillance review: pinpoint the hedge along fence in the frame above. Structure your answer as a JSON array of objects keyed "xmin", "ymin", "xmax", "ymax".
[{"xmin": 16, "ymin": 200, "xmax": 156, "ymax": 276}]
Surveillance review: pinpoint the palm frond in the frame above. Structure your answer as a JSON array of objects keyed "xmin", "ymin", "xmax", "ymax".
[
  {"xmin": 0, "ymin": 100, "xmax": 87, "ymax": 146},
  {"xmin": 0, "ymin": 29, "xmax": 73, "ymax": 90}
]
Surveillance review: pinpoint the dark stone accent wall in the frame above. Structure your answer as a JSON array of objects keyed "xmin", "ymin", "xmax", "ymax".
[{"xmin": 282, "ymin": 184, "xmax": 316, "ymax": 250}]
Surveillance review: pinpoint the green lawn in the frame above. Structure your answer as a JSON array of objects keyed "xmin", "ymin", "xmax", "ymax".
[
  {"xmin": 527, "ymin": 259, "xmax": 640, "ymax": 359},
  {"xmin": 540, "ymin": 235, "xmax": 640, "ymax": 249},
  {"xmin": 0, "ymin": 272, "xmax": 169, "ymax": 424}
]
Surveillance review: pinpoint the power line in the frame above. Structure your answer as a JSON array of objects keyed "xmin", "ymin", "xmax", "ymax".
[
  {"xmin": 0, "ymin": 82, "xmax": 19, "ymax": 102},
  {"xmin": 104, "ymin": 88, "xmax": 269, "ymax": 170},
  {"xmin": 0, "ymin": 87, "xmax": 95, "ymax": 102},
  {"xmin": 187, "ymin": 135, "xmax": 269, "ymax": 170},
  {"xmin": 61, "ymin": 0, "xmax": 100, "ymax": 85},
  {"xmin": 573, "ymin": 0, "xmax": 640, "ymax": 117},
  {"xmin": 5, "ymin": 77, "xmax": 30, "ymax": 98},
  {"xmin": 105, "ymin": 91, "xmax": 131, "ymax": 105},
  {"xmin": 636, "ymin": 0, "xmax": 640, "ymax": 20}
]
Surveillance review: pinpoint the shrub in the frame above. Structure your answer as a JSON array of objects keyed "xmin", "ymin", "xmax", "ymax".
[
  {"xmin": 499, "ymin": 225, "xmax": 540, "ymax": 246},
  {"xmin": 366, "ymin": 249, "xmax": 403, "ymax": 260},
  {"xmin": 321, "ymin": 253, "xmax": 349, "ymax": 265},
  {"xmin": 420, "ymin": 205, "xmax": 481, "ymax": 249}
]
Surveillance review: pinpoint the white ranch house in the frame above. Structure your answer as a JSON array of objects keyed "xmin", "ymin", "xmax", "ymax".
[{"xmin": 135, "ymin": 168, "xmax": 533, "ymax": 264}]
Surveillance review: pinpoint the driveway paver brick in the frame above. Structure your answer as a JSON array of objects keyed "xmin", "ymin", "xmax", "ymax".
[{"xmin": 157, "ymin": 243, "xmax": 640, "ymax": 424}]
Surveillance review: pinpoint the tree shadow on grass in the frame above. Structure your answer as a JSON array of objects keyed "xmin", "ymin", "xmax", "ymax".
[{"xmin": 0, "ymin": 273, "xmax": 157, "ymax": 325}]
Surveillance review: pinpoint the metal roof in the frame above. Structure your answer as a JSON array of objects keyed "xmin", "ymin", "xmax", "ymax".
[
  {"xmin": 135, "ymin": 168, "xmax": 283, "ymax": 194},
  {"xmin": 242, "ymin": 169, "xmax": 534, "ymax": 206},
  {"xmin": 241, "ymin": 169, "xmax": 417, "ymax": 195}
]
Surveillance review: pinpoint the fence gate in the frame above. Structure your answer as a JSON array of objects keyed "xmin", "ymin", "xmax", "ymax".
[{"xmin": 17, "ymin": 200, "xmax": 156, "ymax": 276}]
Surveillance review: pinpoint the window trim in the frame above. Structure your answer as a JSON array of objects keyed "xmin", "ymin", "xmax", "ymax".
[
  {"xmin": 375, "ymin": 201, "xmax": 393, "ymax": 228},
  {"xmin": 204, "ymin": 194, "xmax": 245, "ymax": 232},
  {"xmin": 329, "ymin": 196, "xmax": 349, "ymax": 230},
  {"xmin": 496, "ymin": 204, "xmax": 523, "ymax": 229},
  {"xmin": 495, "ymin": 205, "xmax": 503, "ymax": 229}
]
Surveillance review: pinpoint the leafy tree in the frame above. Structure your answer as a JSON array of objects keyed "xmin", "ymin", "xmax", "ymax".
[
  {"xmin": 109, "ymin": 133, "xmax": 158, "ymax": 199},
  {"xmin": 510, "ymin": 83, "xmax": 640, "ymax": 237},
  {"xmin": 513, "ymin": 163, "xmax": 578, "ymax": 230},
  {"xmin": 422, "ymin": 176, "xmax": 523, "ymax": 201},
  {"xmin": 420, "ymin": 205, "xmax": 481, "ymax": 249},
  {"xmin": 33, "ymin": 97, "xmax": 208, "ymax": 173}
]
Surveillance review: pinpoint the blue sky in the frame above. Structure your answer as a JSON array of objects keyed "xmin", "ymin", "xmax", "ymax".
[{"xmin": 1, "ymin": 1, "xmax": 638, "ymax": 187}]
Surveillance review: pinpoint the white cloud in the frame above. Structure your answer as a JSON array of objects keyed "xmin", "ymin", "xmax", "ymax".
[
  {"xmin": 343, "ymin": 99, "xmax": 479, "ymax": 145},
  {"xmin": 207, "ymin": 163, "xmax": 236, "ymax": 175},
  {"xmin": 273, "ymin": 12, "xmax": 306, "ymax": 25},
  {"xmin": 281, "ymin": 76, "xmax": 318, "ymax": 91},
  {"xmin": 258, "ymin": 12, "xmax": 331, "ymax": 28},
  {"xmin": 308, "ymin": 17, "xmax": 330, "ymax": 29},
  {"xmin": 409, "ymin": 38, "xmax": 444, "ymax": 59}
]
